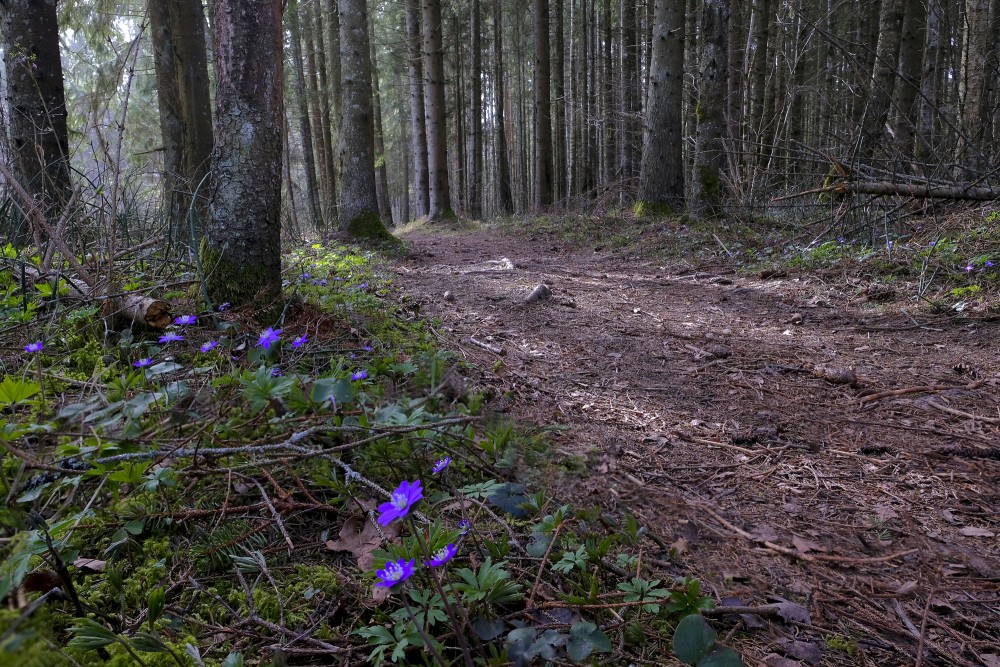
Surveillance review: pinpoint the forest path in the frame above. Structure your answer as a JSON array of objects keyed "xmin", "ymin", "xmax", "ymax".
[{"xmin": 393, "ymin": 226, "xmax": 1000, "ymax": 666}]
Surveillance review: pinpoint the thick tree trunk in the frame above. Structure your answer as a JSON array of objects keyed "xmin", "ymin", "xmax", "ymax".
[
  {"xmin": 691, "ymin": 0, "xmax": 729, "ymax": 218},
  {"xmin": 422, "ymin": 0, "xmax": 454, "ymax": 219},
  {"xmin": 337, "ymin": 0, "xmax": 388, "ymax": 238},
  {"xmin": 861, "ymin": 0, "xmax": 904, "ymax": 160},
  {"xmin": 1, "ymin": 0, "xmax": 72, "ymax": 244},
  {"xmin": 303, "ymin": 3, "xmax": 331, "ymax": 209},
  {"xmin": 405, "ymin": 0, "xmax": 430, "ymax": 218},
  {"xmin": 149, "ymin": 1, "xmax": 185, "ymax": 227},
  {"xmin": 915, "ymin": 0, "xmax": 941, "ymax": 164},
  {"xmin": 534, "ymin": 0, "xmax": 554, "ymax": 208},
  {"xmin": 312, "ymin": 0, "xmax": 338, "ymax": 220},
  {"xmin": 493, "ymin": 0, "xmax": 514, "ymax": 214},
  {"xmin": 288, "ymin": 0, "xmax": 323, "ymax": 228},
  {"xmin": 202, "ymin": 0, "xmax": 284, "ymax": 306},
  {"xmin": 552, "ymin": 0, "xmax": 566, "ymax": 203},
  {"xmin": 638, "ymin": 0, "xmax": 684, "ymax": 210},
  {"xmin": 892, "ymin": 0, "xmax": 925, "ymax": 157}
]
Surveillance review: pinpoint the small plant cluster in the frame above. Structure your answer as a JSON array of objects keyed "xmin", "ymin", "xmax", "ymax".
[{"xmin": 1, "ymin": 240, "xmax": 744, "ymax": 666}]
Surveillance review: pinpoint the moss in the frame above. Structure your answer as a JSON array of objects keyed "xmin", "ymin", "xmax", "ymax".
[
  {"xmin": 345, "ymin": 211, "xmax": 403, "ymax": 252},
  {"xmin": 199, "ymin": 237, "xmax": 278, "ymax": 308},
  {"xmin": 633, "ymin": 200, "xmax": 677, "ymax": 218}
]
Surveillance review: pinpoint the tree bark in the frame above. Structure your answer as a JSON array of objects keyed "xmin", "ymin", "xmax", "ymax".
[
  {"xmin": 202, "ymin": 0, "xmax": 284, "ymax": 306},
  {"xmin": 493, "ymin": 0, "xmax": 514, "ymax": 214},
  {"xmin": 891, "ymin": 0, "xmax": 925, "ymax": 157},
  {"xmin": 288, "ymin": 0, "xmax": 323, "ymax": 228},
  {"xmin": 957, "ymin": 0, "xmax": 990, "ymax": 171},
  {"xmin": 620, "ymin": 0, "xmax": 639, "ymax": 188},
  {"xmin": 691, "ymin": 0, "xmax": 729, "ymax": 218},
  {"xmin": 1, "ymin": 0, "xmax": 72, "ymax": 244},
  {"xmin": 422, "ymin": 0, "xmax": 454, "ymax": 219},
  {"xmin": 337, "ymin": 0, "xmax": 388, "ymax": 238},
  {"xmin": 638, "ymin": 0, "xmax": 684, "ymax": 210},
  {"xmin": 405, "ymin": 0, "xmax": 430, "ymax": 218},
  {"xmin": 468, "ymin": 0, "xmax": 483, "ymax": 218},
  {"xmin": 370, "ymin": 20, "xmax": 393, "ymax": 225},
  {"xmin": 534, "ymin": 0, "xmax": 554, "ymax": 208},
  {"xmin": 861, "ymin": 0, "xmax": 904, "ymax": 160}
]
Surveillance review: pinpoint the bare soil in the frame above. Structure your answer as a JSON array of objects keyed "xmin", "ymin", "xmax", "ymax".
[{"xmin": 393, "ymin": 223, "xmax": 1000, "ymax": 667}]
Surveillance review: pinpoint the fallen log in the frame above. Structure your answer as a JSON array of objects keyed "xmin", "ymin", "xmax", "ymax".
[{"xmin": 775, "ymin": 179, "xmax": 1000, "ymax": 202}]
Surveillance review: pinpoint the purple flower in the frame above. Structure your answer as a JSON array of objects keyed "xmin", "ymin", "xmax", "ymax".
[
  {"xmin": 24, "ymin": 341, "xmax": 44, "ymax": 353},
  {"xmin": 374, "ymin": 558, "xmax": 415, "ymax": 588},
  {"xmin": 358, "ymin": 282, "xmax": 368, "ymax": 289},
  {"xmin": 301, "ymin": 272, "xmax": 311, "ymax": 280},
  {"xmin": 458, "ymin": 519, "xmax": 471, "ymax": 536},
  {"xmin": 837, "ymin": 237, "xmax": 846, "ymax": 244},
  {"xmin": 174, "ymin": 315, "xmax": 197, "ymax": 326},
  {"xmin": 377, "ymin": 480, "xmax": 422, "ymax": 526},
  {"xmin": 985, "ymin": 261, "xmax": 995, "ymax": 268},
  {"xmin": 271, "ymin": 367, "xmax": 282, "ymax": 377},
  {"xmin": 425, "ymin": 544, "xmax": 457, "ymax": 568},
  {"xmin": 319, "ymin": 279, "xmax": 327, "ymax": 286},
  {"xmin": 351, "ymin": 369, "xmax": 368, "ymax": 381},
  {"xmin": 311, "ymin": 279, "xmax": 321, "ymax": 286},
  {"xmin": 362, "ymin": 345, "xmax": 373, "ymax": 352},
  {"xmin": 928, "ymin": 241, "xmax": 937, "ymax": 247},
  {"xmin": 218, "ymin": 302, "xmax": 231, "ymax": 311},
  {"xmin": 257, "ymin": 327, "xmax": 281, "ymax": 349},
  {"xmin": 885, "ymin": 240, "xmax": 893, "ymax": 249},
  {"xmin": 159, "ymin": 332, "xmax": 184, "ymax": 344},
  {"xmin": 965, "ymin": 264, "xmax": 975, "ymax": 272},
  {"xmin": 200, "ymin": 340, "xmax": 218, "ymax": 353},
  {"xmin": 292, "ymin": 335, "xmax": 308, "ymax": 349},
  {"xmin": 133, "ymin": 358, "xmax": 153, "ymax": 368},
  {"xmin": 432, "ymin": 457, "xmax": 451, "ymax": 474}
]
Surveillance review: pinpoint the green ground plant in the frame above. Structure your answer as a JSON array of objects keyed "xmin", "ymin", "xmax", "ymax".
[{"xmin": 0, "ymin": 237, "xmax": 742, "ymax": 666}]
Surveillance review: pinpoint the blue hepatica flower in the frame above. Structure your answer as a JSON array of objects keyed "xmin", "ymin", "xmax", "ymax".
[
  {"xmin": 985, "ymin": 261, "xmax": 995, "ymax": 269},
  {"xmin": 425, "ymin": 544, "xmax": 457, "ymax": 568},
  {"xmin": 291, "ymin": 335, "xmax": 308, "ymax": 349},
  {"xmin": 362, "ymin": 345, "xmax": 373, "ymax": 352},
  {"xmin": 432, "ymin": 457, "xmax": 451, "ymax": 474},
  {"xmin": 159, "ymin": 332, "xmax": 184, "ymax": 344},
  {"xmin": 458, "ymin": 519, "xmax": 471, "ymax": 536},
  {"xmin": 965, "ymin": 264, "xmax": 975, "ymax": 272},
  {"xmin": 257, "ymin": 327, "xmax": 281, "ymax": 349},
  {"xmin": 351, "ymin": 369, "xmax": 368, "ymax": 381},
  {"xmin": 24, "ymin": 341, "xmax": 44, "ymax": 353},
  {"xmin": 218, "ymin": 302, "xmax": 231, "ymax": 311},
  {"xmin": 200, "ymin": 340, "xmax": 218, "ymax": 353},
  {"xmin": 301, "ymin": 272, "xmax": 311, "ymax": 280},
  {"xmin": 271, "ymin": 367, "xmax": 282, "ymax": 377},
  {"xmin": 375, "ymin": 558, "xmax": 415, "ymax": 588},
  {"xmin": 133, "ymin": 358, "xmax": 153, "ymax": 368},
  {"xmin": 377, "ymin": 480, "xmax": 423, "ymax": 526},
  {"xmin": 174, "ymin": 314, "xmax": 197, "ymax": 326}
]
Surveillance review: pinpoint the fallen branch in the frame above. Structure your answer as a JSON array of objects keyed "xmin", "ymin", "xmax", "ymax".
[
  {"xmin": 858, "ymin": 380, "xmax": 986, "ymax": 404},
  {"xmin": 776, "ymin": 179, "xmax": 1000, "ymax": 202}
]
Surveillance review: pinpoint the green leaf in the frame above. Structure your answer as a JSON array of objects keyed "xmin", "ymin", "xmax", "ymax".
[
  {"xmin": 221, "ymin": 652, "xmax": 245, "ymax": 667},
  {"xmin": 145, "ymin": 361, "xmax": 183, "ymax": 378},
  {"xmin": 67, "ymin": 618, "xmax": 119, "ymax": 650},
  {"xmin": 0, "ymin": 375, "xmax": 40, "ymax": 408},
  {"xmin": 147, "ymin": 588, "xmax": 165, "ymax": 624},
  {"xmin": 673, "ymin": 614, "xmax": 717, "ymax": 665},
  {"xmin": 131, "ymin": 631, "xmax": 169, "ymax": 653},
  {"xmin": 566, "ymin": 621, "xmax": 611, "ymax": 661},
  {"xmin": 699, "ymin": 647, "xmax": 745, "ymax": 667},
  {"xmin": 311, "ymin": 377, "xmax": 355, "ymax": 408},
  {"xmin": 472, "ymin": 617, "xmax": 507, "ymax": 641}
]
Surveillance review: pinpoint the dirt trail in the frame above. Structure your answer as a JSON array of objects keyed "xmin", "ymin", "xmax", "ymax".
[{"xmin": 394, "ymin": 227, "xmax": 1000, "ymax": 666}]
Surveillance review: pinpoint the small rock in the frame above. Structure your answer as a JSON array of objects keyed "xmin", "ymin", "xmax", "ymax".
[
  {"xmin": 787, "ymin": 312, "xmax": 804, "ymax": 325},
  {"xmin": 524, "ymin": 284, "xmax": 552, "ymax": 303},
  {"xmin": 443, "ymin": 290, "xmax": 455, "ymax": 302}
]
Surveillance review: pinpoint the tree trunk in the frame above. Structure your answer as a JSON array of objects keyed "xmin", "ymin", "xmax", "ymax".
[
  {"xmin": 288, "ymin": 0, "xmax": 323, "ymax": 228},
  {"xmin": 534, "ymin": 0, "xmax": 554, "ymax": 207},
  {"xmin": 468, "ymin": 0, "xmax": 484, "ymax": 218},
  {"xmin": 861, "ymin": 0, "xmax": 904, "ymax": 160},
  {"xmin": 312, "ymin": 0, "xmax": 337, "ymax": 222},
  {"xmin": 2, "ymin": 0, "xmax": 72, "ymax": 244},
  {"xmin": 601, "ymin": 0, "xmax": 614, "ymax": 187},
  {"xmin": 405, "ymin": 0, "xmax": 430, "ymax": 218},
  {"xmin": 620, "ymin": 0, "xmax": 639, "ymax": 189},
  {"xmin": 338, "ymin": 0, "xmax": 386, "ymax": 238},
  {"xmin": 149, "ymin": 1, "xmax": 185, "ymax": 228},
  {"xmin": 303, "ymin": 2, "xmax": 332, "ymax": 209},
  {"xmin": 552, "ymin": 0, "xmax": 566, "ymax": 203},
  {"xmin": 915, "ymin": 0, "xmax": 941, "ymax": 164},
  {"xmin": 370, "ymin": 20, "xmax": 393, "ymax": 225},
  {"xmin": 957, "ymin": 0, "xmax": 990, "ymax": 171},
  {"xmin": 202, "ymin": 0, "xmax": 284, "ymax": 306},
  {"xmin": 638, "ymin": 0, "xmax": 684, "ymax": 210},
  {"xmin": 891, "ymin": 0, "xmax": 925, "ymax": 157},
  {"xmin": 493, "ymin": 0, "xmax": 514, "ymax": 214},
  {"xmin": 422, "ymin": 0, "xmax": 454, "ymax": 219},
  {"xmin": 691, "ymin": 0, "xmax": 729, "ymax": 218}
]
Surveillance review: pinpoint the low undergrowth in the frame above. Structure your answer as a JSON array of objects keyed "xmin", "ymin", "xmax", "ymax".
[{"xmin": 1, "ymin": 239, "xmax": 743, "ymax": 665}]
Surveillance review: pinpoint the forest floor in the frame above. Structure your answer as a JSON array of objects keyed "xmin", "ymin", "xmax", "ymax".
[{"xmin": 392, "ymin": 215, "xmax": 1000, "ymax": 667}]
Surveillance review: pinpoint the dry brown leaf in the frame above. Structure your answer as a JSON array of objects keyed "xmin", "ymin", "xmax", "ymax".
[
  {"xmin": 73, "ymin": 558, "xmax": 107, "ymax": 572},
  {"xmin": 960, "ymin": 526, "xmax": 995, "ymax": 538},
  {"xmin": 325, "ymin": 505, "xmax": 399, "ymax": 571},
  {"xmin": 792, "ymin": 536, "xmax": 828, "ymax": 554}
]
